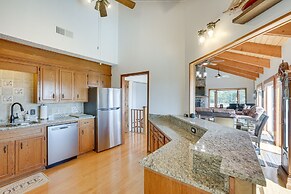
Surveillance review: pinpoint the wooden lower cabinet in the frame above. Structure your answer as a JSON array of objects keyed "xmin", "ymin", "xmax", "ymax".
[
  {"xmin": 0, "ymin": 141, "xmax": 14, "ymax": 180},
  {"xmin": 15, "ymin": 136, "xmax": 45, "ymax": 175},
  {"xmin": 148, "ymin": 122, "xmax": 171, "ymax": 153},
  {"xmin": 79, "ymin": 118, "xmax": 95, "ymax": 154},
  {"xmin": 144, "ymin": 168, "xmax": 209, "ymax": 194},
  {"xmin": 0, "ymin": 126, "xmax": 46, "ymax": 183}
]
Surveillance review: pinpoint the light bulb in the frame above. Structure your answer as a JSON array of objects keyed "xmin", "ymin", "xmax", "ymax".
[
  {"xmin": 107, "ymin": 4, "xmax": 112, "ymax": 8},
  {"xmin": 203, "ymin": 72, "xmax": 207, "ymax": 78},
  {"xmin": 207, "ymin": 29, "xmax": 214, "ymax": 37},
  {"xmin": 199, "ymin": 36, "xmax": 205, "ymax": 44}
]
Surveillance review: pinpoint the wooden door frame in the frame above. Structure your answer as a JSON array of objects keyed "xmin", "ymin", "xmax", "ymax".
[
  {"xmin": 120, "ymin": 71, "xmax": 150, "ymax": 146},
  {"xmin": 264, "ymin": 76, "xmax": 276, "ymax": 141}
]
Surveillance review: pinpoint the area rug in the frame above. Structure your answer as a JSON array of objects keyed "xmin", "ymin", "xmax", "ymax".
[{"xmin": 0, "ymin": 173, "xmax": 49, "ymax": 194}]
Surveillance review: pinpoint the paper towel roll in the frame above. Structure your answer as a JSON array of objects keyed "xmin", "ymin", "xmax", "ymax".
[{"xmin": 40, "ymin": 104, "xmax": 48, "ymax": 120}]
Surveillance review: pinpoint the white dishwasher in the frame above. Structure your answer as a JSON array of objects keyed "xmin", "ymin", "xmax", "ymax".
[{"xmin": 47, "ymin": 122, "xmax": 78, "ymax": 168}]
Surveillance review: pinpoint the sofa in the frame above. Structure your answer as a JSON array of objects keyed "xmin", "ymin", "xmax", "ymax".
[{"xmin": 195, "ymin": 107, "xmax": 236, "ymax": 118}]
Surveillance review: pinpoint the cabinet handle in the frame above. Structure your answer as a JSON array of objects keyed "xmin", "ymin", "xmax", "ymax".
[
  {"xmin": 82, "ymin": 130, "xmax": 84, "ymax": 135},
  {"xmin": 62, "ymin": 94, "xmax": 65, "ymax": 99},
  {"xmin": 77, "ymin": 94, "xmax": 79, "ymax": 99},
  {"xmin": 52, "ymin": 93, "xmax": 55, "ymax": 99},
  {"xmin": 20, "ymin": 143, "xmax": 23, "ymax": 149},
  {"xmin": 3, "ymin": 145, "xmax": 7, "ymax": 154}
]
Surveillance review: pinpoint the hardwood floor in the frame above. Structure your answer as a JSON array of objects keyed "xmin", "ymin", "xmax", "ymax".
[{"xmin": 28, "ymin": 132, "xmax": 147, "ymax": 194}]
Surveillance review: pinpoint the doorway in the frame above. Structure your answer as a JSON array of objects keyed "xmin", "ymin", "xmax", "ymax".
[{"xmin": 120, "ymin": 71, "xmax": 149, "ymax": 144}]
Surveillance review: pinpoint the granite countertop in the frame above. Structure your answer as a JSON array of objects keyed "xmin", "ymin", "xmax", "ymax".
[
  {"xmin": 140, "ymin": 115, "xmax": 266, "ymax": 194},
  {"xmin": 0, "ymin": 114, "xmax": 95, "ymax": 131}
]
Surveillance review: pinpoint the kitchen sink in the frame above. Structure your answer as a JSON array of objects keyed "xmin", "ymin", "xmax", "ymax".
[{"xmin": 0, "ymin": 121, "xmax": 40, "ymax": 128}]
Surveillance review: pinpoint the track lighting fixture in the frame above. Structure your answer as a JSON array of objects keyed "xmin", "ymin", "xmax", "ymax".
[
  {"xmin": 198, "ymin": 30, "xmax": 206, "ymax": 44},
  {"xmin": 197, "ymin": 19, "xmax": 220, "ymax": 44},
  {"xmin": 206, "ymin": 19, "xmax": 220, "ymax": 38}
]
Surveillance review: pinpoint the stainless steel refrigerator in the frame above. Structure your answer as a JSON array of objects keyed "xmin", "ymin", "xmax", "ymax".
[{"xmin": 84, "ymin": 88, "xmax": 122, "ymax": 152}]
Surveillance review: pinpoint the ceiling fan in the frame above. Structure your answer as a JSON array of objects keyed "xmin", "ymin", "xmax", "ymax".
[
  {"xmin": 215, "ymin": 69, "xmax": 229, "ymax": 79},
  {"xmin": 200, "ymin": 58, "xmax": 224, "ymax": 66},
  {"xmin": 94, "ymin": 0, "xmax": 136, "ymax": 17}
]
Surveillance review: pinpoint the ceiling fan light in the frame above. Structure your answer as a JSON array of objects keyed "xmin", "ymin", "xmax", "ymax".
[{"xmin": 95, "ymin": 1, "xmax": 101, "ymax": 10}]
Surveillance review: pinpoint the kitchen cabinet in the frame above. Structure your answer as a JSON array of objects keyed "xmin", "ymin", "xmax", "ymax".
[
  {"xmin": 0, "ymin": 141, "xmax": 14, "ymax": 180},
  {"xmin": 88, "ymin": 72, "xmax": 101, "ymax": 87},
  {"xmin": 15, "ymin": 136, "xmax": 45, "ymax": 175},
  {"xmin": 39, "ymin": 66, "xmax": 59, "ymax": 103},
  {"xmin": 88, "ymin": 72, "xmax": 111, "ymax": 88},
  {"xmin": 0, "ymin": 126, "xmax": 46, "ymax": 182},
  {"xmin": 148, "ymin": 122, "xmax": 171, "ymax": 153},
  {"xmin": 79, "ymin": 118, "xmax": 95, "ymax": 154},
  {"xmin": 100, "ymin": 75, "xmax": 111, "ymax": 88},
  {"xmin": 74, "ymin": 72, "xmax": 88, "ymax": 102},
  {"xmin": 60, "ymin": 70, "xmax": 74, "ymax": 102}
]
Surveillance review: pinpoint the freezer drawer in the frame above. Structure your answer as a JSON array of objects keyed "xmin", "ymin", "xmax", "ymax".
[{"xmin": 97, "ymin": 109, "xmax": 121, "ymax": 152}]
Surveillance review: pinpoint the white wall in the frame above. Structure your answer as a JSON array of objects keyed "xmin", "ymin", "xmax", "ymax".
[
  {"xmin": 0, "ymin": 0, "xmax": 118, "ymax": 64},
  {"xmin": 113, "ymin": 1, "xmax": 186, "ymax": 115},
  {"xmin": 131, "ymin": 82, "xmax": 147, "ymax": 109},
  {"xmin": 206, "ymin": 68, "xmax": 255, "ymax": 104}
]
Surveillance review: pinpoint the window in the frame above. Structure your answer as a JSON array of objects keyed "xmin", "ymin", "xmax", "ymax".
[{"xmin": 209, "ymin": 88, "xmax": 247, "ymax": 108}]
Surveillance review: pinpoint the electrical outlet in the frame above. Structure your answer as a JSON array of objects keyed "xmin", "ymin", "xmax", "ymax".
[
  {"xmin": 191, "ymin": 127, "xmax": 197, "ymax": 134},
  {"xmin": 30, "ymin": 109, "xmax": 36, "ymax": 115}
]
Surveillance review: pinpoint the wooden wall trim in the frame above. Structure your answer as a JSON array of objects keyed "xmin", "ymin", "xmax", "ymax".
[{"xmin": 0, "ymin": 39, "xmax": 111, "ymax": 75}]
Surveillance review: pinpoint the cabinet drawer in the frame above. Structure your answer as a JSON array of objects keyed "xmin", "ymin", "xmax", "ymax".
[
  {"xmin": 0, "ymin": 126, "xmax": 45, "ymax": 141},
  {"xmin": 79, "ymin": 119, "xmax": 94, "ymax": 128}
]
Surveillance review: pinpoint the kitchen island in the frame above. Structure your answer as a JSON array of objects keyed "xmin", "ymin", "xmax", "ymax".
[{"xmin": 141, "ymin": 115, "xmax": 265, "ymax": 194}]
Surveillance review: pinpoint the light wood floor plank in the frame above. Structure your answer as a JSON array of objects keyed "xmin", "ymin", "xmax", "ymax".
[{"xmin": 28, "ymin": 133, "xmax": 147, "ymax": 194}]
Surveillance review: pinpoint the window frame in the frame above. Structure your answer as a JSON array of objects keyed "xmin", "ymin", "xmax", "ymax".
[{"xmin": 208, "ymin": 88, "xmax": 247, "ymax": 108}]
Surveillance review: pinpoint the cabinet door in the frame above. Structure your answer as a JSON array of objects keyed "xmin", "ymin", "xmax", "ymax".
[
  {"xmin": 0, "ymin": 141, "xmax": 14, "ymax": 180},
  {"xmin": 40, "ymin": 66, "xmax": 59, "ymax": 103},
  {"xmin": 100, "ymin": 75, "xmax": 111, "ymax": 88},
  {"xmin": 88, "ymin": 72, "xmax": 100, "ymax": 87},
  {"xmin": 60, "ymin": 70, "xmax": 74, "ymax": 102},
  {"xmin": 74, "ymin": 72, "xmax": 88, "ymax": 102},
  {"xmin": 79, "ymin": 119, "xmax": 95, "ymax": 154},
  {"xmin": 15, "ymin": 136, "xmax": 45, "ymax": 175}
]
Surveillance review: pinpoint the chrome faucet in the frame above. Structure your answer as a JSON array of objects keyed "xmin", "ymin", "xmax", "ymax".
[{"xmin": 10, "ymin": 102, "xmax": 24, "ymax": 123}]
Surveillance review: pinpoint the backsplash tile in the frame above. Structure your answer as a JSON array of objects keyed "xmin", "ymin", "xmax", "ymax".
[{"xmin": 0, "ymin": 70, "xmax": 84, "ymax": 123}]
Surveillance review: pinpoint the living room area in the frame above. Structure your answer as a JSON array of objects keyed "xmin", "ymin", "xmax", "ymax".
[{"xmin": 191, "ymin": 17, "xmax": 291, "ymax": 192}]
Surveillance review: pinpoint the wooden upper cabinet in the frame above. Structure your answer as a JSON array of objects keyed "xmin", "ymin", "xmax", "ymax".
[
  {"xmin": 88, "ymin": 72, "xmax": 100, "ymax": 87},
  {"xmin": 0, "ymin": 141, "xmax": 14, "ymax": 181},
  {"xmin": 100, "ymin": 75, "xmax": 111, "ymax": 88},
  {"xmin": 74, "ymin": 72, "xmax": 88, "ymax": 102},
  {"xmin": 15, "ymin": 136, "xmax": 45, "ymax": 175},
  {"xmin": 60, "ymin": 70, "xmax": 74, "ymax": 102},
  {"xmin": 39, "ymin": 66, "xmax": 59, "ymax": 103}
]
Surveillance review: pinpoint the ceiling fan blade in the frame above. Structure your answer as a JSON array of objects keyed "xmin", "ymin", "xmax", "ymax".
[
  {"xmin": 115, "ymin": 0, "xmax": 136, "ymax": 9},
  {"xmin": 213, "ymin": 60, "xmax": 224, "ymax": 63},
  {"xmin": 209, "ymin": 62, "xmax": 217, "ymax": 66},
  {"xmin": 99, "ymin": 2, "xmax": 108, "ymax": 17}
]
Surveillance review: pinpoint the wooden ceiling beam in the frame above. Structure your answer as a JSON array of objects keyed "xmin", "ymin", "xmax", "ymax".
[
  {"xmin": 207, "ymin": 66, "xmax": 257, "ymax": 80},
  {"xmin": 266, "ymin": 22, "xmax": 291, "ymax": 37},
  {"xmin": 217, "ymin": 51, "xmax": 270, "ymax": 68},
  {"xmin": 215, "ymin": 64, "xmax": 259, "ymax": 78},
  {"xmin": 214, "ymin": 57, "xmax": 264, "ymax": 74},
  {"xmin": 231, "ymin": 42, "xmax": 282, "ymax": 58}
]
